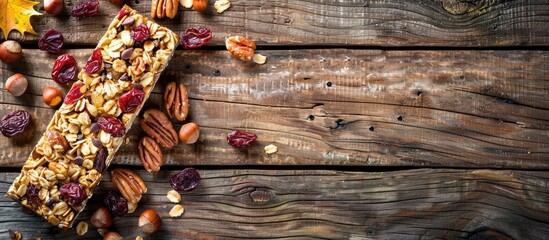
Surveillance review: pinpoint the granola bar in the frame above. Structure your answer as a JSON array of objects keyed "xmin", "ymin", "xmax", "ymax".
[{"xmin": 6, "ymin": 5, "xmax": 179, "ymax": 229}]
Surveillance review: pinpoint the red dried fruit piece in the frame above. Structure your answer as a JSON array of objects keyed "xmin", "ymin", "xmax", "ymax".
[
  {"xmin": 59, "ymin": 182, "xmax": 87, "ymax": 206},
  {"xmin": 84, "ymin": 49, "xmax": 103, "ymax": 74},
  {"xmin": 227, "ymin": 130, "xmax": 257, "ymax": 147},
  {"xmin": 170, "ymin": 168, "xmax": 201, "ymax": 192},
  {"xmin": 97, "ymin": 116, "xmax": 125, "ymax": 137},
  {"xmin": 0, "ymin": 110, "xmax": 31, "ymax": 137},
  {"xmin": 51, "ymin": 54, "xmax": 78, "ymax": 84},
  {"xmin": 64, "ymin": 82, "xmax": 86, "ymax": 104},
  {"xmin": 71, "ymin": 0, "xmax": 100, "ymax": 17},
  {"xmin": 117, "ymin": 8, "xmax": 129, "ymax": 19},
  {"xmin": 119, "ymin": 87, "xmax": 145, "ymax": 113},
  {"xmin": 181, "ymin": 26, "xmax": 212, "ymax": 49},
  {"xmin": 38, "ymin": 29, "xmax": 64, "ymax": 53},
  {"xmin": 95, "ymin": 146, "xmax": 108, "ymax": 173},
  {"xmin": 103, "ymin": 190, "xmax": 128, "ymax": 216},
  {"xmin": 130, "ymin": 23, "xmax": 150, "ymax": 42},
  {"xmin": 26, "ymin": 184, "xmax": 41, "ymax": 209}
]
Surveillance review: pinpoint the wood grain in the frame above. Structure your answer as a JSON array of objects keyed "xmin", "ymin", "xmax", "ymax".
[
  {"xmin": 3, "ymin": 0, "xmax": 549, "ymax": 47},
  {"xmin": 0, "ymin": 169, "xmax": 548, "ymax": 239},
  {"xmin": 1, "ymin": 49, "xmax": 548, "ymax": 168}
]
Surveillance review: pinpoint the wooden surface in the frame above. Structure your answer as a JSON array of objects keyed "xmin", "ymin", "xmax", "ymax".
[{"xmin": 1, "ymin": 0, "xmax": 549, "ymax": 239}]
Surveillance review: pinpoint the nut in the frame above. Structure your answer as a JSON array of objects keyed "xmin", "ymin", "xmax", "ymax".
[
  {"xmin": 164, "ymin": 82, "xmax": 189, "ymax": 122},
  {"xmin": 97, "ymin": 228, "xmax": 109, "ymax": 237},
  {"xmin": 264, "ymin": 144, "xmax": 278, "ymax": 154},
  {"xmin": 0, "ymin": 40, "xmax": 23, "ymax": 64},
  {"xmin": 42, "ymin": 86, "xmax": 63, "ymax": 107},
  {"xmin": 108, "ymin": 0, "xmax": 124, "ymax": 6},
  {"xmin": 166, "ymin": 189, "xmax": 181, "ymax": 203},
  {"xmin": 138, "ymin": 209, "xmax": 162, "ymax": 234},
  {"xmin": 140, "ymin": 109, "xmax": 179, "ymax": 148},
  {"xmin": 8, "ymin": 229, "xmax": 21, "ymax": 240},
  {"xmin": 111, "ymin": 168, "xmax": 148, "ymax": 204},
  {"xmin": 180, "ymin": 0, "xmax": 193, "ymax": 8},
  {"xmin": 76, "ymin": 221, "xmax": 88, "ymax": 236},
  {"xmin": 103, "ymin": 231, "xmax": 122, "ymax": 240},
  {"xmin": 225, "ymin": 36, "xmax": 256, "ymax": 62},
  {"xmin": 214, "ymin": 0, "xmax": 230, "ymax": 13},
  {"xmin": 253, "ymin": 53, "xmax": 267, "ymax": 64},
  {"xmin": 138, "ymin": 136, "xmax": 164, "ymax": 173},
  {"xmin": 169, "ymin": 204, "xmax": 184, "ymax": 217},
  {"xmin": 128, "ymin": 201, "xmax": 138, "ymax": 214},
  {"xmin": 90, "ymin": 207, "xmax": 113, "ymax": 228},
  {"xmin": 179, "ymin": 122, "xmax": 200, "ymax": 144},
  {"xmin": 193, "ymin": 0, "xmax": 208, "ymax": 12},
  {"xmin": 44, "ymin": 0, "xmax": 64, "ymax": 15},
  {"xmin": 46, "ymin": 130, "xmax": 69, "ymax": 153},
  {"xmin": 152, "ymin": 0, "xmax": 179, "ymax": 19},
  {"xmin": 5, "ymin": 73, "xmax": 28, "ymax": 96}
]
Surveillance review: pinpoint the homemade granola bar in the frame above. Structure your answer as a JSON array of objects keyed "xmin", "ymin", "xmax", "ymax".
[{"xmin": 6, "ymin": 5, "xmax": 179, "ymax": 229}]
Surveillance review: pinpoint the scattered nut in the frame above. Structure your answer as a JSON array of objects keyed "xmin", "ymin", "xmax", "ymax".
[
  {"xmin": 44, "ymin": 0, "xmax": 64, "ymax": 15},
  {"xmin": 8, "ymin": 229, "xmax": 21, "ymax": 240},
  {"xmin": 46, "ymin": 130, "xmax": 69, "ymax": 153},
  {"xmin": 178, "ymin": 122, "xmax": 200, "ymax": 144},
  {"xmin": 252, "ymin": 53, "xmax": 267, "ymax": 64},
  {"xmin": 128, "ymin": 201, "xmax": 138, "ymax": 214},
  {"xmin": 138, "ymin": 136, "xmax": 164, "ymax": 173},
  {"xmin": 264, "ymin": 144, "xmax": 278, "ymax": 154},
  {"xmin": 225, "ymin": 36, "xmax": 256, "ymax": 62},
  {"xmin": 136, "ymin": 236, "xmax": 144, "ymax": 240},
  {"xmin": 90, "ymin": 207, "xmax": 113, "ymax": 229},
  {"xmin": 164, "ymin": 82, "xmax": 189, "ymax": 122},
  {"xmin": 138, "ymin": 209, "xmax": 162, "ymax": 234},
  {"xmin": 180, "ymin": 0, "xmax": 192, "ymax": 8},
  {"xmin": 5, "ymin": 73, "xmax": 28, "ymax": 96},
  {"xmin": 169, "ymin": 204, "xmax": 184, "ymax": 217},
  {"xmin": 0, "ymin": 40, "xmax": 23, "ymax": 64},
  {"xmin": 140, "ymin": 109, "xmax": 179, "ymax": 148},
  {"xmin": 111, "ymin": 168, "xmax": 148, "ymax": 204},
  {"xmin": 76, "ymin": 221, "xmax": 88, "ymax": 236},
  {"xmin": 103, "ymin": 231, "xmax": 122, "ymax": 240},
  {"xmin": 97, "ymin": 228, "xmax": 108, "ymax": 236},
  {"xmin": 166, "ymin": 189, "xmax": 181, "ymax": 203},
  {"xmin": 214, "ymin": 0, "xmax": 230, "ymax": 13},
  {"xmin": 152, "ymin": 0, "xmax": 179, "ymax": 19},
  {"xmin": 193, "ymin": 0, "xmax": 208, "ymax": 12},
  {"xmin": 42, "ymin": 86, "xmax": 63, "ymax": 107}
]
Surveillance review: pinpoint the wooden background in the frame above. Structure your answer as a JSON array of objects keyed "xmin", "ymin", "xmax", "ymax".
[{"xmin": 1, "ymin": 0, "xmax": 548, "ymax": 239}]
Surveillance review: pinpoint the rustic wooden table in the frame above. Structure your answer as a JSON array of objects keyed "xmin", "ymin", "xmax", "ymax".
[{"xmin": 1, "ymin": 1, "xmax": 548, "ymax": 239}]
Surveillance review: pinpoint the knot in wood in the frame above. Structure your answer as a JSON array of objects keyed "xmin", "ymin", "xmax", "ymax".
[
  {"xmin": 439, "ymin": 0, "xmax": 489, "ymax": 15},
  {"xmin": 249, "ymin": 188, "xmax": 273, "ymax": 204}
]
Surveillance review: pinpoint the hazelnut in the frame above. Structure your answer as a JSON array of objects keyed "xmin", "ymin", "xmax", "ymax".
[
  {"xmin": 103, "ymin": 231, "xmax": 122, "ymax": 240},
  {"xmin": 0, "ymin": 41, "xmax": 22, "ymax": 64},
  {"xmin": 90, "ymin": 207, "xmax": 113, "ymax": 229},
  {"xmin": 178, "ymin": 122, "xmax": 200, "ymax": 144},
  {"xmin": 108, "ymin": 0, "xmax": 124, "ymax": 6},
  {"xmin": 5, "ymin": 73, "xmax": 28, "ymax": 96},
  {"xmin": 42, "ymin": 86, "xmax": 63, "ymax": 107},
  {"xmin": 138, "ymin": 209, "xmax": 162, "ymax": 234},
  {"xmin": 44, "ymin": 0, "xmax": 64, "ymax": 15},
  {"xmin": 193, "ymin": 0, "xmax": 208, "ymax": 12}
]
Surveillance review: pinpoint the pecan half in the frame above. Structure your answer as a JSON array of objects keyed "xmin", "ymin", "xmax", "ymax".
[
  {"xmin": 140, "ymin": 109, "xmax": 178, "ymax": 148},
  {"xmin": 138, "ymin": 136, "xmax": 164, "ymax": 173},
  {"xmin": 225, "ymin": 36, "xmax": 256, "ymax": 62},
  {"xmin": 164, "ymin": 82, "xmax": 189, "ymax": 122},
  {"xmin": 111, "ymin": 169, "xmax": 147, "ymax": 204}
]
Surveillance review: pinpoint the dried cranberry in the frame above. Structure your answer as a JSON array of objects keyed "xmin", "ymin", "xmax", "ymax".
[
  {"xmin": 227, "ymin": 130, "xmax": 257, "ymax": 147},
  {"xmin": 84, "ymin": 49, "xmax": 103, "ymax": 74},
  {"xmin": 117, "ymin": 8, "xmax": 129, "ymax": 19},
  {"xmin": 59, "ymin": 182, "xmax": 87, "ymax": 206},
  {"xmin": 71, "ymin": 0, "xmax": 100, "ymax": 17},
  {"xmin": 38, "ymin": 29, "xmax": 64, "ymax": 53},
  {"xmin": 0, "ymin": 110, "xmax": 31, "ymax": 137},
  {"xmin": 64, "ymin": 82, "xmax": 86, "ymax": 104},
  {"xmin": 97, "ymin": 116, "xmax": 125, "ymax": 137},
  {"xmin": 181, "ymin": 27, "xmax": 212, "ymax": 49},
  {"xmin": 51, "ymin": 54, "xmax": 78, "ymax": 84},
  {"xmin": 130, "ymin": 23, "xmax": 150, "ymax": 42},
  {"xmin": 103, "ymin": 190, "xmax": 128, "ymax": 216},
  {"xmin": 119, "ymin": 87, "xmax": 145, "ymax": 113},
  {"xmin": 26, "ymin": 184, "xmax": 41, "ymax": 209},
  {"xmin": 94, "ymin": 146, "xmax": 108, "ymax": 173},
  {"xmin": 170, "ymin": 168, "xmax": 201, "ymax": 192}
]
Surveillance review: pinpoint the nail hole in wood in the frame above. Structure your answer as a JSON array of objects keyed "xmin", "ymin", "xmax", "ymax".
[
  {"xmin": 213, "ymin": 70, "xmax": 221, "ymax": 76},
  {"xmin": 326, "ymin": 81, "xmax": 333, "ymax": 87},
  {"xmin": 307, "ymin": 115, "xmax": 315, "ymax": 121},
  {"xmin": 369, "ymin": 126, "xmax": 375, "ymax": 132},
  {"xmin": 397, "ymin": 115, "xmax": 403, "ymax": 121},
  {"xmin": 416, "ymin": 91, "xmax": 423, "ymax": 96},
  {"xmin": 303, "ymin": 77, "xmax": 311, "ymax": 80},
  {"xmin": 185, "ymin": 65, "xmax": 191, "ymax": 70},
  {"xmin": 285, "ymin": 18, "xmax": 291, "ymax": 23},
  {"xmin": 460, "ymin": 75, "xmax": 464, "ymax": 80},
  {"xmin": 135, "ymin": 0, "xmax": 140, "ymax": 4}
]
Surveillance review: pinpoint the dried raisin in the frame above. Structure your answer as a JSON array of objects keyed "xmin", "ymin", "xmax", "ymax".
[
  {"xmin": 52, "ymin": 54, "xmax": 78, "ymax": 84},
  {"xmin": 59, "ymin": 182, "xmax": 87, "ymax": 206},
  {"xmin": 170, "ymin": 168, "xmax": 201, "ymax": 192},
  {"xmin": 0, "ymin": 110, "xmax": 31, "ymax": 137},
  {"xmin": 71, "ymin": 0, "xmax": 100, "ymax": 17},
  {"xmin": 119, "ymin": 87, "xmax": 145, "ymax": 113},
  {"xmin": 97, "ymin": 116, "xmax": 125, "ymax": 137},
  {"xmin": 181, "ymin": 27, "xmax": 212, "ymax": 49},
  {"xmin": 227, "ymin": 130, "xmax": 257, "ymax": 147},
  {"xmin": 104, "ymin": 190, "xmax": 128, "ymax": 216},
  {"xmin": 84, "ymin": 49, "xmax": 103, "ymax": 74},
  {"xmin": 95, "ymin": 146, "xmax": 108, "ymax": 173},
  {"xmin": 38, "ymin": 29, "xmax": 64, "ymax": 53},
  {"xmin": 64, "ymin": 82, "xmax": 86, "ymax": 104},
  {"xmin": 130, "ymin": 23, "xmax": 150, "ymax": 42}
]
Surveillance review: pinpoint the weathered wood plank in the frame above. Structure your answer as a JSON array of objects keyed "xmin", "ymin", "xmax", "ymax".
[
  {"xmin": 0, "ymin": 169, "xmax": 548, "ymax": 239},
  {"xmin": 1, "ymin": 49, "xmax": 548, "ymax": 168},
  {"xmin": 3, "ymin": 0, "xmax": 549, "ymax": 46}
]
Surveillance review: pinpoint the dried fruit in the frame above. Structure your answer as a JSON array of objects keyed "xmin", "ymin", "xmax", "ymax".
[
  {"xmin": 227, "ymin": 130, "xmax": 257, "ymax": 147},
  {"xmin": 181, "ymin": 27, "xmax": 212, "ymax": 49},
  {"xmin": 111, "ymin": 168, "xmax": 148, "ymax": 204},
  {"xmin": 84, "ymin": 49, "xmax": 103, "ymax": 75},
  {"xmin": 97, "ymin": 116, "xmax": 125, "ymax": 137},
  {"xmin": 166, "ymin": 190, "xmax": 181, "ymax": 203},
  {"xmin": 42, "ymin": 86, "xmax": 63, "ymax": 107},
  {"xmin": 193, "ymin": 0, "xmax": 208, "ymax": 12},
  {"xmin": 90, "ymin": 207, "xmax": 113, "ymax": 228},
  {"xmin": 138, "ymin": 209, "xmax": 162, "ymax": 234},
  {"xmin": 178, "ymin": 122, "xmax": 199, "ymax": 144},
  {"xmin": 52, "ymin": 54, "xmax": 78, "ymax": 84},
  {"xmin": 71, "ymin": 0, "xmax": 100, "ymax": 17},
  {"xmin": 0, "ymin": 40, "xmax": 23, "ymax": 64},
  {"xmin": 140, "ymin": 109, "xmax": 178, "ymax": 148},
  {"xmin": 46, "ymin": 130, "xmax": 68, "ymax": 152},
  {"xmin": 59, "ymin": 182, "xmax": 87, "ymax": 206},
  {"xmin": 170, "ymin": 168, "xmax": 201, "ymax": 192},
  {"xmin": 76, "ymin": 221, "xmax": 88, "ymax": 236},
  {"xmin": 119, "ymin": 87, "xmax": 145, "ymax": 113},
  {"xmin": 164, "ymin": 82, "xmax": 189, "ymax": 121},
  {"xmin": 5, "ymin": 73, "xmax": 28, "ymax": 96},
  {"xmin": 44, "ymin": 0, "xmax": 65, "ymax": 15},
  {"xmin": 169, "ymin": 204, "xmax": 184, "ymax": 217},
  {"xmin": 94, "ymin": 146, "xmax": 108, "ymax": 173},
  {"xmin": 138, "ymin": 136, "xmax": 164, "ymax": 173},
  {"xmin": 131, "ymin": 23, "xmax": 150, "ymax": 42},
  {"xmin": 26, "ymin": 184, "xmax": 40, "ymax": 209},
  {"xmin": 0, "ymin": 110, "xmax": 31, "ymax": 137},
  {"xmin": 64, "ymin": 81, "xmax": 86, "ymax": 104},
  {"xmin": 103, "ymin": 190, "xmax": 128, "ymax": 216},
  {"xmin": 38, "ymin": 29, "xmax": 64, "ymax": 53}
]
